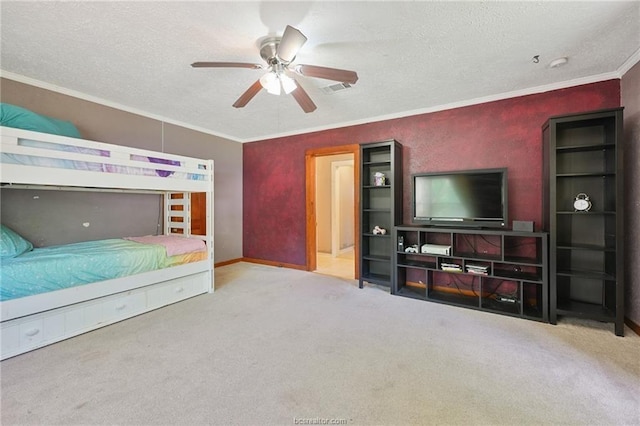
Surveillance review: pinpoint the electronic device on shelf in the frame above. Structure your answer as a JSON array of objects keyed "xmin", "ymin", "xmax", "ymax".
[
  {"xmin": 411, "ymin": 168, "xmax": 507, "ymax": 228},
  {"xmin": 421, "ymin": 244, "xmax": 451, "ymax": 256}
]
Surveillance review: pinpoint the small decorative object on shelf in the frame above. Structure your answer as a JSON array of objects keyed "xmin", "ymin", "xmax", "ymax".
[
  {"xmin": 372, "ymin": 225, "xmax": 387, "ymax": 235},
  {"xmin": 373, "ymin": 172, "xmax": 386, "ymax": 186},
  {"xmin": 573, "ymin": 193, "xmax": 592, "ymax": 212}
]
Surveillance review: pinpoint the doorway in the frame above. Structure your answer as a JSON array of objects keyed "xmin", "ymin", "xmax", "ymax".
[
  {"xmin": 305, "ymin": 145, "xmax": 360, "ymax": 280},
  {"xmin": 316, "ymin": 156, "xmax": 354, "ymax": 278}
]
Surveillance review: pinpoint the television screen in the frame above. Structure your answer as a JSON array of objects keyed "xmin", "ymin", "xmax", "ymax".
[{"xmin": 412, "ymin": 168, "xmax": 507, "ymax": 228}]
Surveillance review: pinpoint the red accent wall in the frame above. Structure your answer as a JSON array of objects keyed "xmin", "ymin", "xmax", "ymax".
[{"xmin": 243, "ymin": 80, "xmax": 620, "ymax": 266}]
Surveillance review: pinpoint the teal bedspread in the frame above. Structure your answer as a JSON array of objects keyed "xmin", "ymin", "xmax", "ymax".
[{"xmin": 0, "ymin": 239, "xmax": 169, "ymax": 301}]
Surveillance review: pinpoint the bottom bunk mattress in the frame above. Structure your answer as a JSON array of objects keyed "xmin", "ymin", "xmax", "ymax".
[{"xmin": 1, "ymin": 237, "xmax": 207, "ymax": 302}]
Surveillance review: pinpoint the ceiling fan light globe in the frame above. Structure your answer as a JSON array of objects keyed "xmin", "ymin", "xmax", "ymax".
[
  {"xmin": 260, "ymin": 72, "xmax": 281, "ymax": 95},
  {"xmin": 280, "ymin": 74, "xmax": 297, "ymax": 94}
]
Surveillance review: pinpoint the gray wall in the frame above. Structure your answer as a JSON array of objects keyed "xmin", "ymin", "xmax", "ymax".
[
  {"xmin": 0, "ymin": 77, "xmax": 242, "ymax": 263},
  {"xmin": 621, "ymin": 61, "xmax": 640, "ymax": 327}
]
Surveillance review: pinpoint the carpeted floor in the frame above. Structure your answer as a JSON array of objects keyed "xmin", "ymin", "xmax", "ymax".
[{"xmin": 1, "ymin": 262, "xmax": 639, "ymax": 425}]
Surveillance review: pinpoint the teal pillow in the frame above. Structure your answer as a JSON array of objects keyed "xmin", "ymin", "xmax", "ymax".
[
  {"xmin": 0, "ymin": 103, "xmax": 81, "ymax": 138},
  {"xmin": 1, "ymin": 224, "xmax": 33, "ymax": 258}
]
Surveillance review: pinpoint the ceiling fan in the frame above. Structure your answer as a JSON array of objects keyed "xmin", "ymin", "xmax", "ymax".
[{"xmin": 192, "ymin": 25, "xmax": 359, "ymax": 113}]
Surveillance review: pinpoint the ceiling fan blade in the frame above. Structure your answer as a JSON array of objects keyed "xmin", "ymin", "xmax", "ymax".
[
  {"xmin": 277, "ymin": 25, "xmax": 307, "ymax": 63},
  {"xmin": 191, "ymin": 62, "xmax": 263, "ymax": 69},
  {"xmin": 291, "ymin": 85, "xmax": 317, "ymax": 113},
  {"xmin": 232, "ymin": 80, "xmax": 263, "ymax": 108},
  {"xmin": 294, "ymin": 64, "xmax": 359, "ymax": 84}
]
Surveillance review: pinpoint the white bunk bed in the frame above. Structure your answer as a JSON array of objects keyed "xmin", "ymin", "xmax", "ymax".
[{"xmin": 0, "ymin": 125, "xmax": 214, "ymax": 360}]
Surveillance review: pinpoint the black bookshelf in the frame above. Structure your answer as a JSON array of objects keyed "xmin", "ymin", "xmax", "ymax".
[
  {"xmin": 359, "ymin": 140, "xmax": 402, "ymax": 289},
  {"xmin": 542, "ymin": 107, "xmax": 624, "ymax": 336}
]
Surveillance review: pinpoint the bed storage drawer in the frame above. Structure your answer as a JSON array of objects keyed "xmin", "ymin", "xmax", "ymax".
[
  {"xmin": 1, "ymin": 319, "xmax": 46, "ymax": 356},
  {"xmin": 1, "ymin": 272, "xmax": 209, "ymax": 360},
  {"xmin": 102, "ymin": 291, "xmax": 146, "ymax": 323},
  {"xmin": 146, "ymin": 273, "xmax": 208, "ymax": 309},
  {"xmin": 1, "ymin": 294, "xmax": 143, "ymax": 359},
  {"xmin": 2, "ymin": 304, "xmax": 95, "ymax": 358}
]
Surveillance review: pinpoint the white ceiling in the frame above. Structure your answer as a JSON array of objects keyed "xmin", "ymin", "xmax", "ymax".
[{"xmin": 1, "ymin": 1, "xmax": 639, "ymax": 143}]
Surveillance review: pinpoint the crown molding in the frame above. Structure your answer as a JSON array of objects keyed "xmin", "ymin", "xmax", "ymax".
[
  {"xmin": 618, "ymin": 47, "xmax": 640, "ymax": 77},
  {"xmin": 0, "ymin": 70, "xmax": 243, "ymax": 143},
  {"xmin": 245, "ymin": 71, "xmax": 622, "ymax": 143},
  {"xmin": 1, "ymin": 68, "xmax": 624, "ymax": 144}
]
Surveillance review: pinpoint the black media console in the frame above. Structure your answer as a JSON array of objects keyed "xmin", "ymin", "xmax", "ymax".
[{"xmin": 393, "ymin": 226, "xmax": 549, "ymax": 322}]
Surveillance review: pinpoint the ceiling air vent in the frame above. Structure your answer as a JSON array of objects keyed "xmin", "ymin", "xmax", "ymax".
[{"xmin": 320, "ymin": 82, "xmax": 352, "ymax": 94}]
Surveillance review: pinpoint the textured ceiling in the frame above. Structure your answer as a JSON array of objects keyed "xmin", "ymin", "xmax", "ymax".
[{"xmin": 1, "ymin": 1, "xmax": 639, "ymax": 142}]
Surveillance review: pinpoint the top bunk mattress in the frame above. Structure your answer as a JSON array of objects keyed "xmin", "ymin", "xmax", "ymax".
[
  {"xmin": 1, "ymin": 138, "xmax": 206, "ymax": 180},
  {"xmin": 1, "ymin": 104, "xmax": 212, "ymax": 193},
  {"xmin": 1, "ymin": 126, "xmax": 213, "ymax": 193}
]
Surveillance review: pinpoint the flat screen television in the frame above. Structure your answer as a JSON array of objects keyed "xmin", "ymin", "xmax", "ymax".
[{"xmin": 412, "ymin": 168, "xmax": 508, "ymax": 228}]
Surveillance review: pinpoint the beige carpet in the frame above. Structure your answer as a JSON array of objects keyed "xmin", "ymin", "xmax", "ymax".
[{"xmin": 1, "ymin": 262, "xmax": 639, "ymax": 425}]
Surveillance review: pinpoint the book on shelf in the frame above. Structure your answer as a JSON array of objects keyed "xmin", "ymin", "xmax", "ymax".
[
  {"xmin": 466, "ymin": 264, "xmax": 490, "ymax": 275},
  {"xmin": 441, "ymin": 262, "xmax": 462, "ymax": 272}
]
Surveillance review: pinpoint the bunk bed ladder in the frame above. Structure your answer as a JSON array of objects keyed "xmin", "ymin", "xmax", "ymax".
[{"xmin": 164, "ymin": 192, "xmax": 191, "ymax": 237}]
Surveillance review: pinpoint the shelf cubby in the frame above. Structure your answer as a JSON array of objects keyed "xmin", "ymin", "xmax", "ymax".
[
  {"xmin": 481, "ymin": 278, "xmax": 521, "ymax": 316},
  {"xmin": 523, "ymin": 282, "xmax": 545, "ymax": 319},
  {"xmin": 493, "ymin": 263, "xmax": 543, "ymax": 282}
]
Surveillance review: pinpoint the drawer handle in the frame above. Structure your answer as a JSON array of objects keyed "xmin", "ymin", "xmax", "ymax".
[
  {"xmin": 175, "ymin": 287, "xmax": 184, "ymax": 293},
  {"xmin": 25, "ymin": 328, "xmax": 40, "ymax": 337},
  {"xmin": 115, "ymin": 304, "xmax": 127, "ymax": 311}
]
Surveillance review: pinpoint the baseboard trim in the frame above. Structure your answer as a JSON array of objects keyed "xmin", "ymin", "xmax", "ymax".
[
  {"xmin": 241, "ymin": 257, "xmax": 307, "ymax": 271},
  {"xmin": 214, "ymin": 258, "xmax": 244, "ymax": 268},
  {"xmin": 625, "ymin": 317, "xmax": 640, "ymax": 336}
]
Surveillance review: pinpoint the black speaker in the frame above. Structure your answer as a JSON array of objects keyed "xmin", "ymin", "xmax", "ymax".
[
  {"xmin": 513, "ymin": 220, "xmax": 534, "ymax": 232},
  {"xmin": 397, "ymin": 236, "xmax": 405, "ymax": 251}
]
